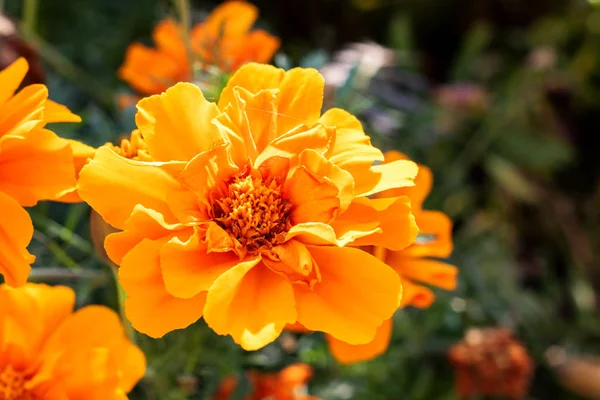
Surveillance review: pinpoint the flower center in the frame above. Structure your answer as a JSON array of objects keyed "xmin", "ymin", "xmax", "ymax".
[
  {"xmin": 212, "ymin": 174, "xmax": 292, "ymax": 256},
  {"xmin": 106, "ymin": 130, "xmax": 151, "ymax": 161},
  {"xmin": 0, "ymin": 365, "xmax": 33, "ymax": 400}
]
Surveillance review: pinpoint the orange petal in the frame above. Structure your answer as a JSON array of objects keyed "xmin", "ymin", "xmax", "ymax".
[
  {"xmin": 379, "ymin": 154, "xmax": 433, "ymax": 210},
  {"xmin": 218, "ymin": 63, "xmax": 284, "ymax": 111},
  {"xmin": 355, "ymin": 159, "xmax": 418, "ymax": 197},
  {"xmin": 399, "ymin": 279, "xmax": 435, "ymax": 308},
  {"xmin": 161, "ymin": 230, "xmax": 241, "ymax": 298},
  {"xmin": 135, "ymin": 82, "xmax": 224, "ymax": 162},
  {"xmin": 54, "ymin": 139, "xmax": 97, "ymax": 203},
  {"xmin": 278, "ymin": 363, "xmax": 313, "ymax": 386},
  {"xmin": 255, "ymin": 123, "xmax": 335, "ymax": 167},
  {"xmin": 202, "ymin": 0, "xmax": 258, "ymax": 36},
  {"xmin": 0, "ymin": 84, "xmax": 46, "ymax": 136},
  {"xmin": 286, "ymin": 222, "xmax": 375, "ymax": 247},
  {"xmin": 234, "ymin": 29, "xmax": 280, "ymax": 66},
  {"xmin": 301, "ymin": 148, "xmax": 354, "ymax": 210},
  {"xmin": 20, "ymin": 283, "xmax": 75, "ymax": 337},
  {"xmin": 0, "ymin": 57, "xmax": 28, "ymax": 106},
  {"xmin": 152, "ymin": 19, "xmax": 187, "ymax": 61},
  {"xmin": 285, "ymin": 321, "xmax": 311, "ymax": 333},
  {"xmin": 44, "ymin": 100, "xmax": 82, "ymax": 124},
  {"xmin": 284, "ymin": 157, "xmax": 340, "ymax": 225},
  {"xmin": 276, "ymin": 67, "xmax": 324, "ymax": 136},
  {"xmin": 295, "ymin": 246, "xmax": 400, "ymax": 345},
  {"xmin": 178, "ymin": 142, "xmax": 239, "ymax": 205},
  {"xmin": 119, "ymin": 43, "xmax": 186, "ymax": 96},
  {"xmin": 204, "ymin": 261, "xmax": 296, "ymax": 350},
  {"xmin": 327, "ymin": 318, "xmax": 393, "ymax": 364},
  {"xmin": 104, "ymin": 205, "xmax": 185, "ymax": 265},
  {"xmin": 319, "ymin": 108, "xmax": 383, "ymax": 183},
  {"xmin": 387, "ymin": 254, "xmax": 458, "ymax": 291},
  {"xmin": 77, "ymin": 146, "xmax": 183, "ymax": 229},
  {"xmin": 0, "ymin": 128, "xmax": 76, "ymax": 206},
  {"xmin": 402, "ymin": 210, "xmax": 453, "ymax": 259},
  {"xmin": 120, "ymin": 237, "xmax": 208, "ymax": 338},
  {"xmin": 0, "ymin": 192, "xmax": 34, "ymax": 287},
  {"xmin": 333, "ymin": 196, "xmax": 418, "ymax": 251}
]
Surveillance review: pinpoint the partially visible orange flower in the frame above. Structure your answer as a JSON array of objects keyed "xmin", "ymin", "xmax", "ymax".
[
  {"xmin": 289, "ymin": 151, "xmax": 457, "ymax": 364},
  {"xmin": 119, "ymin": 1, "xmax": 280, "ymax": 96},
  {"xmin": 214, "ymin": 363, "xmax": 319, "ymax": 400},
  {"xmin": 0, "ymin": 57, "xmax": 80, "ymax": 287},
  {"xmin": 448, "ymin": 328, "xmax": 533, "ymax": 400},
  {"xmin": 0, "ymin": 283, "xmax": 146, "ymax": 399},
  {"xmin": 78, "ymin": 63, "xmax": 419, "ymax": 351}
]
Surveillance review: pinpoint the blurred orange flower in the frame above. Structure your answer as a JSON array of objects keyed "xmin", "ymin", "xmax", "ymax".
[
  {"xmin": 78, "ymin": 63, "xmax": 419, "ymax": 350},
  {"xmin": 0, "ymin": 283, "xmax": 145, "ymax": 399},
  {"xmin": 214, "ymin": 363, "xmax": 319, "ymax": 400},
  {"xmin": 119, "ymin": 1, "xmax": 280, "ymax": 96},
  {"xmin": 289, "ymin": 151, "xmax": 457, "ymax": 364},
  {"xmin": 0, "ymin": 57, "xmax": 80, "ymax": 287}
]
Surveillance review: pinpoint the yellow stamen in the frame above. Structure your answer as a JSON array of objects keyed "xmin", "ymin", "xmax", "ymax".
[
  {"xmin": 0, "ymin": 365, "xmax": 33, "ymax": 400},
  {"xmin": 106, "ymin": 130, "xmax": 151, "ymax": 161},
  {"xmin": 212, "ymin": 174, "xmax": 292, "ymax": 256}
]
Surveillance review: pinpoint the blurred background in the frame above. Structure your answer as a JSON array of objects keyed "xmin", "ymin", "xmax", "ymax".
[{"xmin": 3, "ymin": 0, "xmax": 600, "ymax": 398}]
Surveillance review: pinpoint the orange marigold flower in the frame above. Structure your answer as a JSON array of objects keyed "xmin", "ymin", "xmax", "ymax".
[
  {"xmin": 77, "ymin": 62, "xmax": 419, "ymax": 350},
  {"xmin": 119, "ymin": 1, "xmax": 280, "ymax": 96},
  {"xmin": 289, "ymin": 151, "xmax": 458, "ymax": 364},
  {"xmin": 0, "ymin": 58, "xmax": 80, "ymax": 287},
  {"xmin": 214, "ymin": 363, "xmax": 319, "ymax": 400},
  {"xmin": 448, "ymin": 327, "xmax": 534, "ymax": 400},
  {"xmin": 0, "ymin": 283, "xmax": 146, "ymax": 399}
]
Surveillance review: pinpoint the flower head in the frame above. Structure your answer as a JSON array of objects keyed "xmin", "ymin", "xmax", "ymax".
[
  {"xmin": 214, "ymin": 363, "xmax": 318, "ymax": 400},
  {"xmin": 290, "ymin": 151, "xmax": 457, "ymax": 364},
  {"xmin": 78, "ymin": 62, "xmax": 419, "ymax": 350},
  {"xmin": 119, "ymin": 1, "xmax": 280, "ymax": 96},
  {"xmin": 448, "ymin": 327, "xmax": 534, "ymax": 400},
  {"xmin": 0, "ymin": 58, "xmax": 80, "ymax": 287},
  {"xmin": 0, "ymin": 283, "xmax": 145, "ymax": 399}
]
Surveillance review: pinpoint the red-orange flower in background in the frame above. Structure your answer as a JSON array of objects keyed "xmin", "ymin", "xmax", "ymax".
[
  {"xmin": 0, "ymin": 57, "xmax": 80, "ymax": 287},
  {"xmin": 214, "ymin": 363, "xmax": 319, "ymax": 400},
  {"xmin": 291, "ymin": 150, "xmax": 457, "ymax": 364},
  {"xmin": 0, "ymin": 283, "xmax": 145, "ymax": 399},
  {"xmin": 119, "ymin": 1, "xmax": 280, "ymax": 96},
  {"xmin": 78, "ymin": 62, "xmax": 419, "ymax": 350}
]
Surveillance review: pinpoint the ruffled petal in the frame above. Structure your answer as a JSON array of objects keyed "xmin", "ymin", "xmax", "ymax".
[
  {"xmin": 78, "ymin": 146, "xmax": 183, "ymax": 229},
  {"xmin": 152, "ymin": 19, "xmax": 187, "ymax": 61},
  {"xmin": 201, "ymin": 0, "xmax": 258, "ymax": 36},
  {"xmin": 275, "ymin": 67, "xmax": 324, "ymax": 136},
  {"xmin": 380, "ymin": 151, "xmax": 433, "ymax": 209},
  {"xmin": 218, "ymin": 63, "xmax": 284, "ymax": 111},
  {"xmin": 0, "ymin": 192, "xmax": 34, "ymax": 287},
  {"xmin": 402, "ymin": 210, "xmax": 454, "ymax": 259},
  {"xmin": 294, "ymin": 246, "xmax": 400, "ymax": 345},
  {"xmin": 135, "ymin": 82, "xmax": 224, "ymax": 162},
  {"xmin": 0, "ymin": 128, "xmax": 76, "ymax": 206},
  {"xmin": 326, "ymin": 318, "xmax": 393, "ymax": 364},
  {"xmin": 355, "ymin": 159, "xmax": 418, "ymax": 197},
  {"xmin": 333, "ymin": 196, "xmax": 418, "ymax": 251},
  {"xmin": 161, "ymin": 229, "xmax": 241, "ymax": 298},
  {"xmin": 204, "ymin": 260, "xmax": 296, "ymax": 350},
  {"xmin": 399, "ymin": 279, "xmax": 435, "ymax": 308},
  {"xmin": 119, "ymin": 237, "xmax": 208, "ymax": 338},
  {"xmin": 54, "ymin": 139, "xmax": 97, "ymax": 203}
]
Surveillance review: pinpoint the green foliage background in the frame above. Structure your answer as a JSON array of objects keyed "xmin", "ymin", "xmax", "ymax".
[{"xmin": 3, "ymin": 0, "xmax": 600, "ymax": 398}]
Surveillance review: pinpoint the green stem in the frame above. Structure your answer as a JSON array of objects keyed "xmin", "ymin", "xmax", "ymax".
[
  {"xmin": 22, "ymin": 0, "xmax": 39, "ymax": 35},
  {"xmin": 174, "ymin": 0, "xmax": 197, "ymax": 80},
  {"xmin": 110, "ymin": 265, "xmax": 136, "ymax": 343}
]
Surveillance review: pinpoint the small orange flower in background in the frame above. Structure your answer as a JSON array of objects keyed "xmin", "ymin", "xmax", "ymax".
[
  {"xmin": 448, "ymin": 327, "xmax": 534, "ymax": 400},
  {"xmin": 289, "ymin": 150, "xmax": 457, "ymax": 364},
  {"xmin": 0, "ymin": 283, "xmax": 145, "ymax": 399},
  {"xmin": 0, "ymin": 57, "xmax": 80, "ymax": 287},
  {"xmin": 119, "ymin": 1, "xmax": 280, "ymax": 96},
  {"xmin": 214, "ymin": 363, "xmax": 319, "ymax": 400},
  {"xmin": 78, "ymin": 62, "xmax": 419, "ymax": 351}
]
